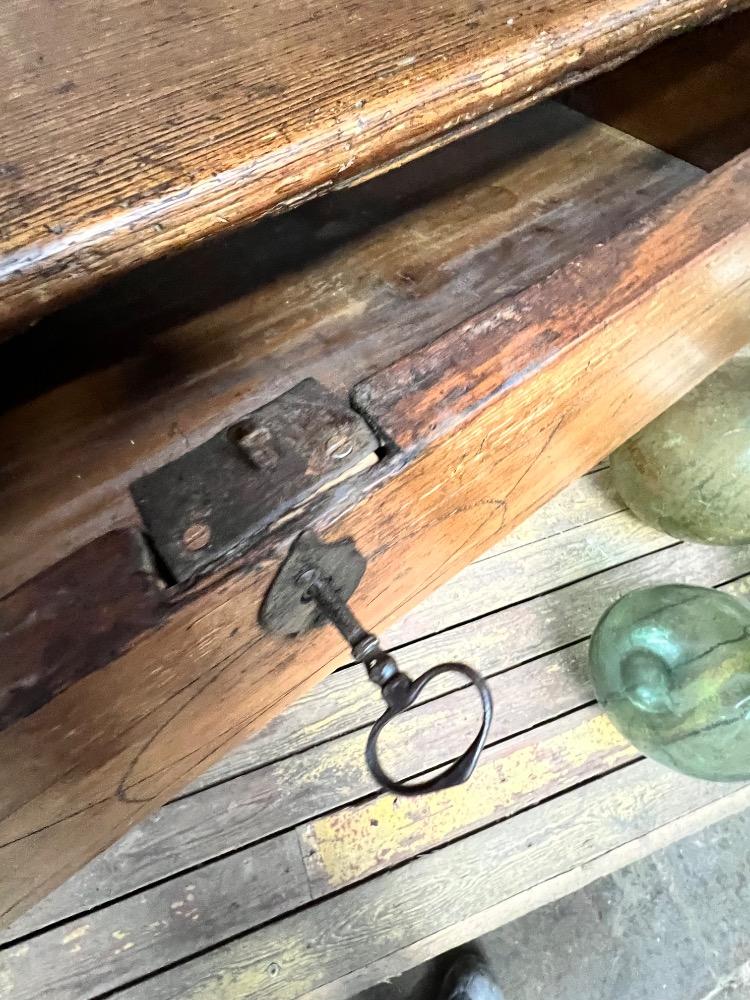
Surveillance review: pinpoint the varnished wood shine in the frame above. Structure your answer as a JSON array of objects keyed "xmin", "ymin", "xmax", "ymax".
[{"xmin": 0, "ymin": 0, "xmax": 745, "ymax": 331}]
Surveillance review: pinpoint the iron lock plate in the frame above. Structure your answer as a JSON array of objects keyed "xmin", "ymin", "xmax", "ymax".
[{"xmin": 131, "ymin": 379, "xmax": 378, "ymax": 582}]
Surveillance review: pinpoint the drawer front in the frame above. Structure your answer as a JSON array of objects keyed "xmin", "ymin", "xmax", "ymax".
[{"xmin": 1, "ymin": 137, "xmax": 749, "ymax": 927}]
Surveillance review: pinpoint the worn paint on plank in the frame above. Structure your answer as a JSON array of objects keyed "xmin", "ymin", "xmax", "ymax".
[{"xmin": 300, "ymin": 710, "xmax": 632, "ymax": 893}]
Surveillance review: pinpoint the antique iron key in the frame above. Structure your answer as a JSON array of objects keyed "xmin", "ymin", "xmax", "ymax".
[{"xmin": 261, "ymin": 530, "xmax": 493, "ymax": 796}]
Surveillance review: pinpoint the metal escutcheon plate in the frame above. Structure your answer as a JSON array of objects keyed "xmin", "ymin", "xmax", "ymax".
[{"xmin": 260, "ymin": 530, "xmax": 366, "ymax": 637}]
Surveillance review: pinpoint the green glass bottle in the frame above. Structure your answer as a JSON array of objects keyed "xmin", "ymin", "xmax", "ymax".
[
  {"xmin": 589, "ymin": 584, "xmax": 750, "ymax": 781},
  {"xmin": 611, "ymin": 358, "xmax": 750, "ymax": 545}
]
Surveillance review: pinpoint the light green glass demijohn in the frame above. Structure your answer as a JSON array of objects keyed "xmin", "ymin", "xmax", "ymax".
[
  {"xmin": 589, "ymin": 584, "xmax": 750, "ymax": 781},
  {"xmin": 611, "ymin": 358, "xmax": 750, "ymax": 545}
]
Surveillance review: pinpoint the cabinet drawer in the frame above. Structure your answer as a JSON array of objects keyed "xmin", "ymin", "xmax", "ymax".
[{"xmin": 2, "ymin": 15, "xmax": 750, "ymax": 926}]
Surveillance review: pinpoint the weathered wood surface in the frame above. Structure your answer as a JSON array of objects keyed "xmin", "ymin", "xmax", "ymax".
[
  {"xmin": 314, "ymin": 788, "xmax": 750, "ymax": 1000},
  {"xmin": 74, "ymin": 773, "xmax": 750, "ymax": 1000},
  {"xmin": 2, "ymin": 468, "xmax": 749, "ymax": 999},
  {"xmin": 0, "ymin": 103, "xmax": 700, "ymax": 596},
  {"xmin": 1, "ymin": 648, "xmax": 601, "ymax": 944},
  {"xmin": 6, "ymin": 508, "xmax": 750, "ymax": 945},
  {"xmin": 566, "ymin": 8, "xmax": 750, "ymax": 170},
  {"xmin": 1, "ymin": 148, "xmax": 749, "ymax": 928},
  {"xmin": 1, "ymin": 0, "xmax": 744, "ymax": 332},
  {"xmin": 0, "ymin": 710, "xmax": 637, "ymax": 1000},
  {"xmin": 355, "ymin": 146, "xmax": 750, "ymax": 453},
  {"xmin": 0, "ymin": 832, "xmax": 310, "ymax": 1000},
  {"xmin": 0, "ymin": 532, "xmax": 161, "ymax": 730},
  {"xmin": 7, "ymin": 523, "xmax": 750, "ymax": 944}
]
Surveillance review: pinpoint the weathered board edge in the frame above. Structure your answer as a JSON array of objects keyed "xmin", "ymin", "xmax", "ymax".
[
  {"xmin": 108, "ymin": 762, "xmax": 750, "ymax": 1000},
  {"xmin": 354, "ymin": 150, "xmax": 750, "ymax": 450},
  {"xmin": 299, "ymin": 783, "xmax": 750, "ymax": 1000}
]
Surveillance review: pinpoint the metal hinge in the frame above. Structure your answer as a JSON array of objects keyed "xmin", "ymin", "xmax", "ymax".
[{"xmin": 131, "ymin": 379, "xmax": 379, "ymax": 582}]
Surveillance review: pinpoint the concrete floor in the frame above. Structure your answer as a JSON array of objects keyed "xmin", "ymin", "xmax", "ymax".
[{"xmin": 356, "ymin": 808, "xmax": 750, "ymax": 1000}]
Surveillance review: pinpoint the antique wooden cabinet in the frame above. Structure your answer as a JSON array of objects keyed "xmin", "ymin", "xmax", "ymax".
[{"xmin": 1, "ymin": 0, "xmax": 750, "ymax": 934}]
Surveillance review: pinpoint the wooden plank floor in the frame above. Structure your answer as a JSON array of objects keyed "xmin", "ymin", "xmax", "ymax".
[{"xmin": 2, "ymin": 464, "xmax": 750, "ymax": 999}]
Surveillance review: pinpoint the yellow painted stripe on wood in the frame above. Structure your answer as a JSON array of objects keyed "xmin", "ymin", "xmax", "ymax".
[
  {"xmin": 189, "ymin": 548, "xmax": 750, "ymax": 795},
  {"xmin": 115, "ymin": 765, "xmax": 749, "ymax": 1000},
  {"xmin": 300, "ymin": 710, "xmax": 633, "ymax": 894}
]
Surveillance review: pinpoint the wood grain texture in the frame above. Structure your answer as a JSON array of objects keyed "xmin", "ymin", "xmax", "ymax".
[
  {"xmin": 300, "ymin": 785, "xmax": 750, "ymax": 1000},
  {"xmin": 0, "ymin": 103, "xmax": 700, "ymax": 596},
  {"xmin": 299, "ymin": 709, "xmax": 634, "ymax": 896},
  {"xmin": 7, "ymin": 529, "xmax": 750, "ymax": 944},
  {"xmin": 0, "ymin": 530, "xmax": 163, "ymax": 729},
  {"xmin": 12, "ymin": 445, "xmax": 660, "ymax": 736},
  {"xmin": 0, "ymin": 833, "xmax": 309, "ymax": 1000},
  {"xmin": 186, "ymin": 534, "xmax": 750, "ymax": 793},
  {"xmin": 381, "ymin": 508, "xmax": 668, "ymax": 647},
  {"xmin": 1, "ymin": 643, "xmax": 597, "ymax": 943},
  {"xmin": 0, "ymin": 153, "xmax": 748, "ymax": 927},
  {"xmin": 0, "ymin": 0, "xmax": 745, "ymax": 331},
  {"xmin": 114, "ymin": 763, "xmax": 750, "ymax": 1000},
  {"xmin": 3, "ymin": 479, "xmax": 750, "ymax": 996},
  {"xmin": 0, "ymin": 707, "xmax": 635, "ymax": 999},
  {"xmin": 355, "ymin": 149, "xmax": 750, "ymax": 451},
  {"xmin": 566, "ymin": 8, "xmax": 750, "ymax": 169}
]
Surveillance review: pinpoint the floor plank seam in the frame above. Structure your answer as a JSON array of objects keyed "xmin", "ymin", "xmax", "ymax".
[
  {"xmin": 178, "ymin": 548, "xmax": 750, "ymax": 800},
  {"xmin": 17, "ymin": 566, "xmax": 740, "ymax": 951},
  {"xmin": 93, "ymin": 758, "xmax": 646, "ymax": 1000},
  {"xmin": 373, "ymin": 537, "xmax": 684, "ymax": 656},
  {"xmin": 9, "ymin": 509, "xmax": 750, "ymax": 979},
  {"xmin": 474, "ymin": 503, "xmax": 626, "ymax": 564},
  {"xmin": 169, "ymin": 634, "xmax": 596, "ymax": 804},
  {"xmin": 0, "ymin": 695, "xmax": 604, "ymax": 949},
  {"xmin": 170, "ymin": 557, "xmax": 750, "ymax": 804}
]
